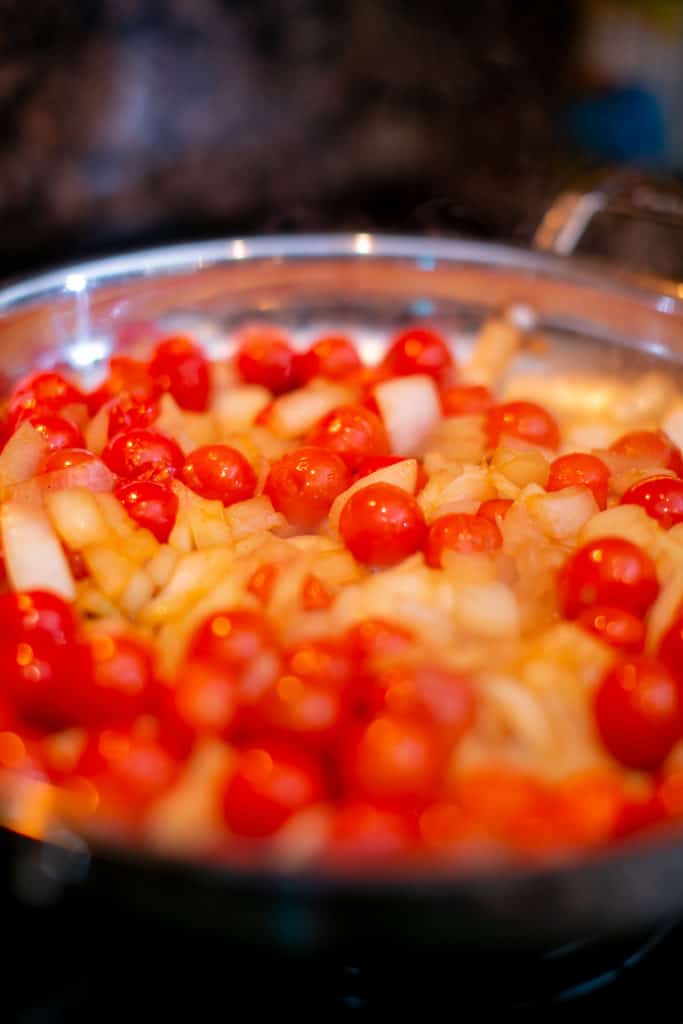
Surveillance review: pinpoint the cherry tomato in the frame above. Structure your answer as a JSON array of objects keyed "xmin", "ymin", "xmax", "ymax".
[
  {"xmin": 0, "ymin": 590, "xmax": 76, "ymax": 646},
  {"xmin": 27, "ymin": 414, "xmax": 85, "ymax": 452},
  {"xmin": 40, "ymin": 448, "xmax": 97, "ymax": 473},
  {"xmin": 222, "ymin": 742, "xmax": 326, "ymax": 837},
  {"xmin": 9, "ymin": 372, "xmax": 83, "ymax": 428},
  {"xmin": 74, "ymin": 725, "xmax": 181, "ymax": 815},
  {"xmin": 453, "ymin": 768, "xmax": 548, "ymax": 833},
  {"xmin": 294, "ymin": 335, "xmax": 361, "ymax": 383},
  {"xmin": 114, "ymin": 480, "xmax": 178, "ymax": 542},
  {"xmin": 236, "ymin": 327, "xmax": 297, "ymax": 395},
  {"xmin": 577, "ymin": 606, "xmax": 645, "ymax": 653},
  {"xmin": 558, "ymin": 537, "xmax": 659, "ymax": 619},
  {"xmin": 180, "ymin": 444, "xmax": 257, "ymax": 506},
  {"xmin": 107, "ymin": 391, "xmax": 159, "ymax": 439},
  {"xmin": 344, "ymin": 618, "xmax": 414, "ymax": 663},
  {"xmin": 102, "ymin": 428, "xmax": 184, "ymax": 482},
  {"xmin": 189, "ymin": 609, "xmax": 280, "ymax": 686},
  {"xmin": 160, "ymin": 657, "xmax": 240, "ymax": 753},
  {"xmin": 354, "ymin": 454, "xmax": 428, "ymax": 492},
  {"xmin": 148, "ymin": 335, "xmax": 210, "ymax": 411},
  {"xmin": 486, "ymin": 401, "xmax": 560, "ymax": 451},
  {"xmin": 382, "ymin": 326, "xmax": 453, "ymax": 379},
  {"xmin": 0, "ymin": 637, "xmax": 90, "ymax": 728},
  {"xmin": 264, "ymin": 446, "xmax": 351, "ymax": 528},
  {"xmin": 306, "ymin": 405, "xmax": 389, "ymax": 470},
  {"xmin": 621, "ymin": 475, "xmax": 683, "ymax": 529},
  {"xmin": 324, "ymin": 802, "xmax": 414, "ymax": 864},
  {"xmin": 339, "ymin": 483, "xmax": 427, "ymax": 567},
  {"xmin": 340, "ymin": 714, "xmax": 444, "ymax": 810},
  {"xmin": 657, "ymin": 612, "xmax": 683, "ymax": 684},
  {"xmin": 50, "ymin": 634, "xmax": 156, "ymax": 728},
  {"xmin": 87, "ymin": 356, "xmax": 157, "ymax": 415},
  {"xmin": 547, "ymin": 453, "xmax": 610, "ymax": 509},
  {"xmin": 613, "ymin": 790, "xmax": 667, "ymax": 840},
  {"xmin": 594, "ymin": 657, "xmax": 683, "ymax": 771},
  {"xmin": 477, "ymin": 498, "xmax": 513, "ymax": 526},
  {"xmin": 441, "ymin": 385, "xmax": 493, "ymax": 417},
  {"xmin": 357, "ymin": 664, "xmax": 476, "ymax": 744},
  {"xmin": 425, "ymin": 513, "xmax": 502, "ymax": 568},
  {"xmin": 610, "ymin": 429, "xmax": 683, "ymax": 476}
]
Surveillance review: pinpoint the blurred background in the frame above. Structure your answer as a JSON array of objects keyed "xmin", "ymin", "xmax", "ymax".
[{"xmin": 0, "ymin": 0, "xmax": 682, "ymax": 276}]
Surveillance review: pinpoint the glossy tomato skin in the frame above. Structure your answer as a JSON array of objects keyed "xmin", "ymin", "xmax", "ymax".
[
  {"xmin": 189, "ymin": 609, "xmax": 280, "ymax": 682},
  {"xmin": 382, "ymin": 326, "xmax": 453, "ymax": 379},
  {"xmin": 222, "ymin": 742, "xmax": 326, "ymax": 838},
  {"xmin": 107, "ymin": 391, "xmax": 159, "ymax": 439},
  {"xmin": 27, "ymin": 414, "xmax": 85, "ymax": 452},
  {"xmin": 236, "ymin": 327, "xmax": 297, "ymax": 395},
  {"xmin": 477, "ymin": 498, "xmax": 513, "ymax": 526},
  {"xmin": 114, "ymin": 479, "xmax": 178, "ymax": 542},
  {"xmin": 0, "ymin": 638, "xmax": 91, "ymax": 728},
  {"xmin": 9, "ymin": 372, "xmax": 83, "ymax": 428},
  {"xmin": 577, "ymin": 606, "xmax": 645, "ymax": 653},
  {"xmin": 306, "ymin": 405, "xmax": 389, "ymax": 470},
  {"xmin": 148, "ymin": 335, "xmax": 210, "ymax": 411},
  {"xmin": 425, "ymin": 513, "xmax": 502, "ymax": 567},
  {"xmin": 621, "ymin": 475, "xmax": 683, "ymax": 529},
  {"xmin": 594, "ymin": 657, "xmax": 683, "ymax": 771},
  {"xmin": 294, "ymin": 335, "xmax": 361, "ymax": 383},
  {"xmin": 102, "ymin": 429, "xmax": 184, "ymax": 482},
  {"xmin": 440, "ymin": 385, "xmax": 493, "ymax": 417},
  {"xmin": 558, "ymin": 537, "xmax": 659, "ymax": 619},
  {"xmin": 486, "ymin": 401, "xmax": 560, "ymax": 451},
  {"xmin": 40, "ymin": 448, "xmax": 97, "ymax": 473},
  {"xmin": 339, "ymin": 483, "xmax": 427, "ymax": 567},
  {"xmin": 610, "ymin": 430, "xmax": 683, "ymax": 476},
  {"xmin": 264, "ymin": 446, "xmax": 351, "ymax": 528},
  {"xmin": 0, "ymin": 590, "xmax": 76, "ymax": 646},
  {"xmin": 547, "ymin": 453, "xmax": 610, "ymax": 509},
  {"xmin": 180, "ymin": 444, "xmax": 257, "ymax": 506},
  {"xmin": 87, "ymin": 356, "xmax": 157, "ymax": 415}
]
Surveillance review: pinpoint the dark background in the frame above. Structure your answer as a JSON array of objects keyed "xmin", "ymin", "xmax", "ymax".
[{"xmin": 0, "ymin": 1, "xmax": 581, "ymax": 275}]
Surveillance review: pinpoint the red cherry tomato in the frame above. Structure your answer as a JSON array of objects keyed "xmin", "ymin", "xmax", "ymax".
[
  {"xmin": 27, "ymin": 414, "xmax": 85, "ymax": 452},
  {"xmin": 87, "ymin": 356, "xmax": 157, "ymax": 415},
  {"xmin": 9, "ymin": 372, "xmax": 83, "ymax": 428},
  {"xmin": 306, "ymin": 405, "xmax": 389, "ymax": 470},
  {"xmin": 477, "ymin": 498, "xmax": 513, "ymax": 526},
  {"xmin": 425, "ymin": 513, "xmax": 502, "ymax": 568},
  {"xmin": 180, "ymin": 444, "xmax": 257, "ymax": 506},
  {"xmin": 339, "ymin": 483, "xmax": 427, "ymax": 567},
  {"xmin": 577, "ymin": 606, "xmax": 645, "ymax": 653},
  {"xmin": 340, "ymin": 714, "xmax": 444, "ymax": 810},
  {"xmin": 440, "ymin": 385, "xmax": 493, "ymax": 417},
  {"xmin": 610, "ymin": 429, "xmax": 683, "ymax": 476},
  {"xmin": 547, "ymin": 453, "xmax": 610, "ymax": 509},
  {"xmin": 74, "ymin": 726, "xmax": 181, "ymax": 815},
  {"xmin": 102, "ymin": 428, "xmax": 184, "ymax": 482},
  {"xmin": 114, "ymin": 479, "xmax": 178, "ymax": 542},
  {"xmin": 0, "ymin": 637, "xmax": 90, "ymax": 728},
  {"xmin": 558, "ymin": 537, "xmax": 659, "ymax": 619},
  {"xmin": 621, "ymin": 475, "xmax": 683, "ymax": 529},
  {"xmin": 0, "ymin": 590, "xmax": 76, "ymax": 646},
  {"xmin": 148, "ymin": 335, "xmax": 210, "ymax": 411},
  {"xmin": 264, "ymin": 446, "xmax": 351, "ymax": 528},
  {"xmin": 222, "ymin": 742, "xmax": 326, "ymax": 837},
  {"xmin": 353, "ymin": 454, "xmax": 428, "ymax": 492},
  {"xmin": 189, "ymin": 609, "xmax": 279, "ymax": 683},
  {"xmin": 594, "ymin": 657, "xmax": 683, "ymax": 771},
  {"xmin": 236, "ymin": 327, "xmax": 297, "ymax": 395},
  {"xmin": 486, "ymin": 401, "xmax": 560, "ymax": 451},
  {"xmin": 357, "ymin": 664, "xmax": 476, "ymax": 744},
  {"xmin": 107, "ymin": 391, "xmax": 159, "ymax": 439},
  {"xmin": 657, "ymin": 613, "xmax": 683, "ymax": 684},
  {"xmin": 294, "ymin": 335, "xmax": 361, "ymax": 383},
  {"xmin": 40, "ymin": 448, "xmax": 97, "ymax": 473},
  {"xmin": 160, "ymin": 657, "xmax": 240, "ymax": 754},
  {"xmin": 344, "ymin": 618, "xmax": 414, "ymax": 663},
  {"xmin": 324, "ymin": 802, "xmax": 414, "ymax": 864},
  {"xmin": 382, "ymin": 326, "xmax": 453, "ymax": 379},
  {"xmin": 50, "ymin": 634, "xmax": 156, "ymax": 728}
]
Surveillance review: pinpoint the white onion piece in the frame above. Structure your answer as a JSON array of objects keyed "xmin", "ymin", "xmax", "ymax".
[
  {"xmin": 1, "ymin": 501, "xmax": 76, "ymax": 599},
  {"xmin": 373, "ymin": 375, "xmax": 441, "ymax": 456}
]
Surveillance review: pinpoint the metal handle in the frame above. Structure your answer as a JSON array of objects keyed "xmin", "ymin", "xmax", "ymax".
[{"xmin": 534, "ymin": 169, "xmax": 683, "ymax": 256}]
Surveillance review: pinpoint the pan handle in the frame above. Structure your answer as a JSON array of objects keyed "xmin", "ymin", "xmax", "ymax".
[{"xmin": 533, "ymin": 169, "xmax": 683, "ymax": 256}]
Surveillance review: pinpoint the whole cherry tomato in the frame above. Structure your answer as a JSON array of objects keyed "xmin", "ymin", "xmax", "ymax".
[
  {"xmin": 621, "ymin": 475, "xmax": 683, "ymax": 529},
  {"xmin": 425, "ymin": 513, "xmax": 502, "ymax": 567},
  {"xmin": 547, "ymin": 452, "xmax": 610, "ymax": 509},
  {"xmin": 339, "ymin": 483, "xmax": 427, "ymax": 566},
  {"xmin": 306, "ymin": 405, "xmax": 389, "ymax": 470},
  {"xmin": 27, "ymin": 414, "xmax": 85, "ymax": 452},
  {"xmin": 180, "ymin": 444, "xmax": 257, "ymax": 506},
  {"xmin": 382, "ymin": 325, "xmax": 453, "ymax": 379},
  {"xmin": 557, "ymin": 537, "xmax": 659, "ymax": 619},
  {"xmin": 107, "ymin": 391, "xmax": 159, "ymax": 439},
  {"xmin": 9, "ymin": 372, "xmax": 83, "ymax": 429},
  {"xmin": 102, "ymin": 428, "xmax": 184, "ymax": 482},
  {"xmin": 486, "ymin": 401, "xmax": 560, "ymax": 450},
  {"xmin": 294, "ymin": 335, "xmax": 361, "ymax": 383},
  {"xmin": 236, "ymin": 326, "xmax": 297, "ymax": 395},
  {"xmin": 610, "ymin": 429, "xmax": 683, "ymax": 476},
  {"xmin": 264, "ymin": 446, "xmax": 351, "ymax": 528},
  {"xmin": 148, "ymin": 335, "xmax": 210, "ymax": 411},
  {"xmin": 114, "ymin": 479, "xmax": 178, "ymax": 542}
]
